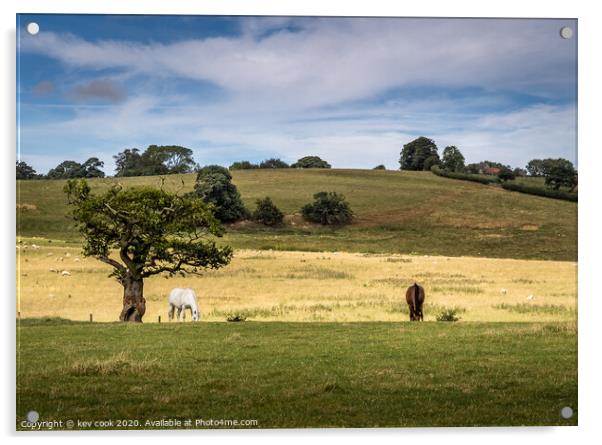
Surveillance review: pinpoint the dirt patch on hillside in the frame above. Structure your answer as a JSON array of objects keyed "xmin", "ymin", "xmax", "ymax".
[
  {"xmin": 520, "ymin": 224, "xmax": 540, "ymax": 231},
  {"xmin": 17, "ymin": 203, "xmax": 37, "ymax": 211}
]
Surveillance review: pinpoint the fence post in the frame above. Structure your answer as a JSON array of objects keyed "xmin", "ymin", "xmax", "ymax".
[
  {"xmin": 89, "ymin": 313, "xmax": 93, "ymax": 323},
  {"xmin": 158, "ymin": 315, "xmax": 161, "ymax": 323}
]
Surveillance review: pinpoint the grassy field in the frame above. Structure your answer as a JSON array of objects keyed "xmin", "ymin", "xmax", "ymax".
[
  {"xmin": 16, "ymin": 319, "xmax": 577, "ymax": 429},
  {"xmin": 17, "ymin": 242, "xmax": 577, "ymax": 323},
  {"xmin": 16, "ymin": 168, "xmax": 578, "ymax": 429},
  {"xmin": 17, "ymin": 169, "xmax": 577, "ymax": 260}
]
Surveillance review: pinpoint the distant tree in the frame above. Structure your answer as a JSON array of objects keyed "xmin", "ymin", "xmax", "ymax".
[
  {"xmin": 465, "ymin": 163, "xmax": 481, "ymax": 174},
  {"xmin": 526, "ymin": 159, "xmax": 545, "ymax": 177},
  {"xmin": 441, "ymin": 146, "xmax": 465, "ymax": 172},
  {"xmin": 80, "ymin": 157, "xmax": 105, "ymax": 178},
  {"xmin": 47, "ymin": 160, "xmax": 83, "ymax": 179},
  {"xmin": 301, "ymin": 192, "xmax": 353, "ymax": 226},
  {"xmin": 373, "ymin": 164, "xmax": 386, "ymax": 170},
  {"xmin": 114, "ymin": 148, "xmax": 144, "ymax": 177},
  {"xmin": 64, "ymin": 179, "xmax": 232, "ymax": 322},
  {"xmin": 541, "ymin": 158, "xmax": 577, "ymax": 190},
  {"xmin": 16, "ymin": 161, "xmax": 37, "ymax": 180},
  {"xmin": 260, "ymin": 158, "xmax": 290, "ymax": 169},
  {"xmin": 229, "ymin": 161, "xmax": 259, "ymax": 170},
  {"xmin": 150, "ymin": 145, "xmax": 196, "ymax": 174},
  {"xmin": 192, "ymin": 165, "xmax": 248, "ymax": 222},
  {"xmin": 291, "ymin": 156, "xmax": 331, "ymax": 169},
  {"xmin": 399, "ymin": 137, "xmax": 439, "ymax": 171},
  {"xmin": 253, "ymin": 197, "xmax": 284, "ymax": 226},
  {"xmin": 114, "ymin": 145, "xmax": 195, "ymax": 177},
  {"xmin": 497, "ymin": 166, "xmax": 516, "ymax": 182},
  {"xmin": 513, "ymin": 167, "xmax": 527, "ymax": 177}
]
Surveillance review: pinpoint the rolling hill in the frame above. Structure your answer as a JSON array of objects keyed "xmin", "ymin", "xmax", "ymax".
[{"xmin": 16, "ymin": 169, "xmax": 577, "ymax": 260}]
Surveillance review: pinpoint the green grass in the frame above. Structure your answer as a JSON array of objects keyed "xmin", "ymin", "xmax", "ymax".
[
  {"xmin": 17, "ymin": 169, "xmax": 577, "ymax": 260},
  {"xmin": 17, "ymin": 319, "xmax": 577, "ymax": 429}
]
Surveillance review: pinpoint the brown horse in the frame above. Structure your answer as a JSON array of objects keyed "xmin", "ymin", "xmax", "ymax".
[{"xmin": 405, "ymin": 283, "xmax": 425, "ymax": 321}]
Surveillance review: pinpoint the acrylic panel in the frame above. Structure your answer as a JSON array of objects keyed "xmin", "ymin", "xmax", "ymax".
[{"xmin": 16, "ymin": 14, "xmax": 577, "ymax": 430}]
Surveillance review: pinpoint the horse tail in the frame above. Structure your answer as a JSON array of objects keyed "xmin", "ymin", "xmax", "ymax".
[{"xmin": 413, "ymin": 282, "xmax": 419, "ymax": 312}]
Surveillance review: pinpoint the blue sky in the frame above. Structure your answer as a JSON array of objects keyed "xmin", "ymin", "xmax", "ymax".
[{"xmin": 17, "ymin": 15, "xmax": 577, "ymax": 175}]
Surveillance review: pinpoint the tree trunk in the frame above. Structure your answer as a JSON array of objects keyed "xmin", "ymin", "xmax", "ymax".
[{"xmin": 119, "ymin": 275, "xmax": 146, "ymax": 322}]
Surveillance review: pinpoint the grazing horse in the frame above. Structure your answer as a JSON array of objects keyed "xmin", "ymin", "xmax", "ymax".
[
  {"xmin": 168, "ymin": 288, "xmax": 200, "ymax": 321},
  {"xmin": 405, "ymin": 283, "xmax": 425, "ymax": 321}
]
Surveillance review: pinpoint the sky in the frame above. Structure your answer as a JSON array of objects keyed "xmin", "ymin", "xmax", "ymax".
[{"xmin": 17, "ymin": 14, "xmax": 577, "ymax": 175}]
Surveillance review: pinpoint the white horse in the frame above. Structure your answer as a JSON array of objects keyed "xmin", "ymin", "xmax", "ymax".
[{"xmin": 168, "ymin": 288, "xmax": 200, "ymax": 321}]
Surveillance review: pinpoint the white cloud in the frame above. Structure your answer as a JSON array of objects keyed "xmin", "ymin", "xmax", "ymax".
[{"xmin": 21, "ymin": 18, "xmax": 576, "ymax": 109}]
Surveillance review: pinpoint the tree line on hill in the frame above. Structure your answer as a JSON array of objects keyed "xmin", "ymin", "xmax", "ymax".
[
  {"xmin": 17, "ymin": 138, "xmax": 576, "ymax": 191},
  {"xmin": 398, "ymin": 136, "xmax": 577, "ymax": 191},
  {"xmin": 16, "ymin": 145, "xmax": 334, "ymax": 180}
]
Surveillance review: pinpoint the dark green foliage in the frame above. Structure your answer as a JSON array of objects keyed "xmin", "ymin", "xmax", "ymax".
[
  {"xmin": 301, "ymin": 191, "xmax": 353, "ymax": 225},
  {"xmin": 541, "ymin": 158, "xmax": 577, "ymax": 190},
  {"xmin": 193, "ymin": 165, "xmax": 248, "ymax": 223},
  {"xmin": 423, "ymin": 155, "xmax": 440, "ymax": 171},
  {"xmin": 513, "ymin": 168, "xmax": 527, "ymax": 177},
  {"xmin": 114, "ymin": 145, "xmax": 195, "ymax": 177},
  {"xmin": 373, "ymin": 164, "xmax": 386, "ymax": 170},
  {"xmin": 501, "ymin": 182, "xmax": 577, "ymax": 202},
  {"xmin": 526, "ymin": 159, "xmax": 546, "ymax": 177},
  {"xmin": 431, "ymin": 165, "xmax": 498, "ymax": 185},
  {"xmin": 47, "ymin": 158, "xmax": 106, "ymax": 179},
  {"xmin": 80, "ymin": 157, "xmax": 105, "ymax": 178},
  {"xmin": 497, "ymin": 166, "xmax": 516, "ymax": 182},
  {"xmin": 399, "ymin": 137, "xmax": 439, "ymax": 171},
  {"xmin": 465, "ymin": 163, "xmax": 481, "ymax": 174},
  {"xmin": 64, "ymin": 179, "xmax": 232, "ymax": 281},
  {"xmin": 441, "ymin": 146, "xmax": 465, "ymax": 172},
  {"xmin": 260, "ymin": 158, "xmax": 290, "ymax": 169},
  {"xmin": 229, "ymin": 161, "xmax": 259, "ymax": 170},
  {"xmin": 253, "ymin": 197, "xmax": 284, "ymax": 226},
  {"xmin": 16, "ymin": 161, "xmax": 37, "ymax": 180},
  {"xmin": 291, "ymin": 156, "xmax": 331, "ymax": 169}
]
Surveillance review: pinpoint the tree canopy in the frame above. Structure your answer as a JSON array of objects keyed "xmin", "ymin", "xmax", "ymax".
[
  {"xmin": 192, "ymin": 165, "xmax": 248, "ymax": 222},
  {"xmin": 114, "ymin": 145, "xmax": 196, "ymax": 177},
  {"xmin": 541, "ymin": 158, "xmax": 577, "ymax": 190},
  {"xmin": 399, "ymin": 137, "xmax": 439, "ymax": 171},
  {"xmin": 291, "ymin": 156, "xmax": 331, "ymax": 169},
  {"xmin": 229, "ymin": 161, "xmax": 259, "ymax": 170},
  {"xmin": 260, "ymin": 158, "xmax": 290, "ymax": 169},
  {"xmin": 441, "ymin": 146, "xmax": 465, "ymax": 172},
  {"xmin": 16, "ymin": 161, "xmax": 38, "ymax": 180},
  {"xmin": 64, "ymin": 179, "xmax": 232, "ymax": 322},
  {"xmin": 47, "ymin": 158, "xmax": 106, "ymax": 179}
]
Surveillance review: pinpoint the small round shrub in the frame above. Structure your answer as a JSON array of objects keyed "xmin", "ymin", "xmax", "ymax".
[
  {"xmin": 301, "ymin": 191, "xmax": 353, "ymax": 226},
  {"xmin": 226, "ymin": 313, "xmax": 247, "ymax": 322},
  {"xmin": 436, "ymin": 307, "xmax": 461, "ymax": 322},
  {"xmin": 373, "ymin": 164, "xmax": 386, "ymax": 170},
  {"xmin": 253, "ymin": 197, "xmax": 284, "ymax": 226}
]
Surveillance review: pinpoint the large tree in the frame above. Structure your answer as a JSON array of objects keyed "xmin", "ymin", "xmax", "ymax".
[
  {"xmin": 260, "ymin": 158, "xmax": 290, "ymax": 169},
  {"xmin": 80, "ymin": 157, "xmax": 106, "ymax": 178},
  {"xmin": 16, "ymin": 161, "xmax": 37, "ymax": 179},
  {"xmin": 441, "ymin": 146, "xmax": 465, "ymax": 172},
  {"xmin": 64, "ymin": 179, "xmax": 232, "ymax": 322},
  {"xmin": 114, "ymin": 145, "xmax": 196, "ymax": 177},
  {"xmin": 399, "ymin": 137, "xmax": 439, "ymax": 171},
  {"xmin": 526, "ymin": 159, "xmax": 545, "ymax": 177},
  {"xmin": 291, "ymin": 156, "xmax": 331, "ymax": 169},
  {"xmin": 192, "ymin": 165, "xmax": 248, "ymax": 223},
  {"xmin": 541, "ymin": 158, "xmax": 577, "ymax": 190}
]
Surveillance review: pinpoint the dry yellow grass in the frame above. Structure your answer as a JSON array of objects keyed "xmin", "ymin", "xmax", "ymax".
[{"xmin": 17, "ymin": 239, "xmax": 577, "ymax": 323}]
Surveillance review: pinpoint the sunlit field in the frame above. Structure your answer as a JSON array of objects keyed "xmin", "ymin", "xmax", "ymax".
[{"xmin": 17, "ymin": 239, "xmax": 576, "ymax": 323}]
